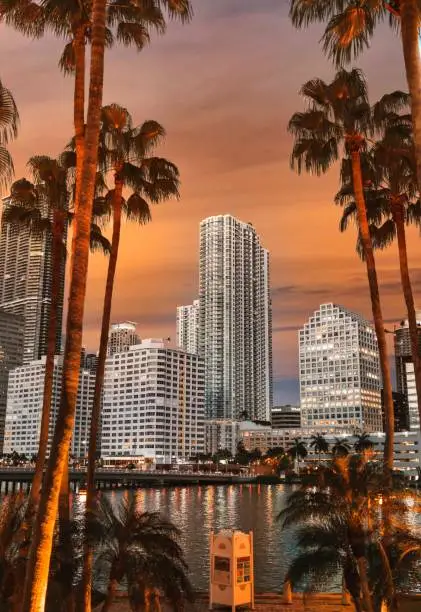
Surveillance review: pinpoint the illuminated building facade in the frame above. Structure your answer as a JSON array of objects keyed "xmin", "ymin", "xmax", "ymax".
[
  {"xmin": 299, "ymin": 303, "xmax": 382, "ymax": 432},
  {"xmin": 176, "ymin": 299, "xmax": 199, "ymax": 354}
]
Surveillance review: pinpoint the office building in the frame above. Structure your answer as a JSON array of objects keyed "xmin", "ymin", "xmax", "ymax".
[
  {"xmin": 299, "ymin": 303, "xmax": 382, "ymax": 432},
  {"xmin": 4, "ymin": 356, "xmax": 95, "ymax": 458},
  {"xmin": 381, "ymin": 390, "xmax": 409, "ymax": 432},
  {"xmin": 0, "ymin": 310, "xmax": 24, "ymax": 452},
  {"xmin": 199, "ymin": 215, "xmax": 273, "ymax": 422},
  {"xmin": 101, "ymin": 339, "xmax": 205, "ymax": 462},
  {"xmin": 0, "ymin": 196, "xmax": 66, "ymax": 363},
  {"xmin": 107, "ymin": 321, "xmax": 140, "ymax": 356},
  {"xmin": 394, "ymin": 316, "xmax": 421, "ymax": 431},
  {"xmin": 176, "ymin": 299, "xmax": 199, "ymax": 354},
  {"xmin": 271, "ymin": 405, "xmax": 301, "ymax": 429}
]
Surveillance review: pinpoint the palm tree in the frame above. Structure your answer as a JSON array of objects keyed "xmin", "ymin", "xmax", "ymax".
[
  {"xmin": 354, "ymin": 433, "xmax": 374, "ymax": 454},
  {"xmin": 287, "ymin": 438, "xmax": 307, "ymax": 474},
  {"xmin": 20, "ymin": 3, "xmax": 109, "ymax": 610},
  {"xmin": 5, "ymin": 158, "xmax": 68, "ymax": 517},
  {"xmin": 288, "ymin": 1, "xmax": 421, "ymax": 201},
  {"xmin": 310, "ymin": 434, "xmax": 329, "ymax": 461},
  {"xmin": 289, "ymin": 68, "xmax": 395, "ymax": 474},
  {"xmin": 80, "ymin": 104, "xmax": 179, "ymax": 608},
  {"xmin": 339, "ymin": 92, "xmax": 421, "ymax": 431},
  {"xmin": 331, "ymin": 437, "xmax": 351, "ymax": 457},
  {"xmin": 0, "ymin": 78, "xmax": 18, "ymax": 192},
  {"xmin": 279, "ymin": 453, "xmax": 421, "ymax": 612},
  {"xmin": 4, "ymin": 159, "xmax": 110, "ymax": 518},
  {"xmin": 92, "ymin": 494, "xmax": 193, "ymax": 612}
]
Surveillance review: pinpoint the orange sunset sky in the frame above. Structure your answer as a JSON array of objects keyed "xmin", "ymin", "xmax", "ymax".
[{"xmin": 1, "ymin": 0, "xmax": 419, "ymax": 403}]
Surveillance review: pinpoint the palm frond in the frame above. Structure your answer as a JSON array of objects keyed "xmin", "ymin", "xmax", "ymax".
[
  {"xmin": 124, "ymin": 193, "xmax": 152, "ymax": 224},
  {"xmin": 160, "ymin": 0, "xmax": 193, "ymax": 23},
  {"xmin": 90, "ymin": 223, "xmax": 111, "ymax": 255},
  {"xmin": 116, "ymin": 21, "xmax": 150, "ymax": 50},
  {"xmin": 289, "ymin": 0, "xmax": 339, "ymax": 29},
  {"xmin": 0, "ymin": 78, "xmax": 19, "ymax": 144},
  {"xmin": 322, "ymin": 5, "xmax": 383, "ymax": 67},
  {"xmin": 58, "ymin": 40, "xmax": 75, "ymax": 75},
  {"xmin": 0, "ymin": 146, "xmax": 14, "ymax": 192},
  {"xmin": 371, "ymin": 219, "xmax": 396, "ymax": 250},
  {"xmin": 290, "ymin": 136, "xmax": 338, "ymax": 175}
]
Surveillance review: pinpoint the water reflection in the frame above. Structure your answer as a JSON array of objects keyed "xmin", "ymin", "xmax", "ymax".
[{"xmin": 107, "ymin": 484, "xmax": 293, "ymax": 592}]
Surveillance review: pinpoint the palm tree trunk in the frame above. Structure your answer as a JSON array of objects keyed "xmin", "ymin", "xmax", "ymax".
[
  {"xmin": 350, "ymin": 151, "xmax": 394, "ymax": 476},
  {"xmin": 20, "ymin": 2, "xmax": 107, "ymax": 610},
  {"xmin": 80, "ymin": 180, "xmax": 123, "ymax": 612},
  {"xmin": 27, "ymin": 211, "xmax": 65, "ymax": 514},
  {"xmin": 400, "ymin": 0, "xmax": 421, "ymax": 193},
  {"xmin": 101, "ymin": 578, "xmax": 118, "ymax": 612},
  {"xmin": 393, "ymin": 204, "xmax": 421, "ymax": 429},
  {"xmin": 356, "ymin": 556, "xmax": 374, "ymax": 612},
  {"xmin": 73, "ymin": 26, "xmax": 86, "ymax": 212}
]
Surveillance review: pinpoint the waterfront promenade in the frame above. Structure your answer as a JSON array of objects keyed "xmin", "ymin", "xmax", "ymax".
[{"xmin": 0, "ymin": 467, "xmax": 257, "ymax": 492}]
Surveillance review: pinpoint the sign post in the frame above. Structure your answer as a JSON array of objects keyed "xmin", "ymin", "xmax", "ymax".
[{"xmin": 209, "ymin": 530, "xmax": 254, "ymax": 611}]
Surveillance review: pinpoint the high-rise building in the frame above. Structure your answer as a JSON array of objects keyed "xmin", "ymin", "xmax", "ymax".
[
  {"xmin": 101, "ymin": 339, "xmax": 205, "ymax": 462},
  {"xmin": 271, "ymin": 405, "xmax": 301, "ymax": 429},
  {"xmin": 0, "ymin": 197, "xmax": 65, "ymax": 363},
  {"xmin": 176, "ymin": 299, "xmax": 199, "ymax": 354},
  {"xmin": 199, "ymin": 215, "xmax": 272, "ymax": 421},
  {"xmin": 4, "ymin": 356, "xmax": 95, "ymax": 457},
  {"xmin": 0, "ymin": 309, "xmax": 24, "ymax": 452},
  {"xmin": 299, "ymin": 303, "xmax": 382, "ymax": 432},
  {"xmin": 107, "ymin": 321, "xmax": 140, "ymax": 356},
  {"xmin": 394, "ymin": 316, "xmax": 421, "ymax": 430},
  {"xmin": 381, "ymin": 390, "xmax": 409, "ymax": 432}
]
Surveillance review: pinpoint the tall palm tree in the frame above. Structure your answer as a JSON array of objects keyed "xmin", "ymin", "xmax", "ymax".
[
  {"xmin": 289, "ymin": 1, "xmax": 421, "ymax": 199},
  {"xmin": 310, "ymin": 433, "xmax": 329, "ymax": 462},
  {"xmin": 289, "ymin": 68, "xmax": 395, "ymax": 474},
  {"xmin": 92, "ymin": 494, "xmax": 193, "ymax": 612},
  {"xmin": 0, "ymin": 78, "xmax": 19, "ymax": 191},
  {"xmin": 20, "ymin": 2, "xmax": 108, "ymax": 610},
  {"xmin": 4, "ymin": 159, "xmax": 110, "ymax": 517},
  {"xmin": 354, "ymin": 433, "xmax": 374, "ymax": 453},
  {"xmin": 331, "ymin": 437, "xmax": 351, "ymax": 457},
  {"xmin": 80, "ymin": 104, "xmax": 179, "ymax": 608},
  {"xmin": 5, "ymin": 158, "xmax": 68, "ymax": 516},
  {"xmin": 339, "ymin": 92, "xmax": 421, "ymax": 431}
]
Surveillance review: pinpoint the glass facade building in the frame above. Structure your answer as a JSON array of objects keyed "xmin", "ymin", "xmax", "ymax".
[
  {"xmin": 199, "ymin": 215, "xmax": 272, "ymax": 421},
  {"xmin": 299, "ymin": 303, "xmax": 382, "ymax": 432},
  {"xmin": 176, "ymin": 299, "xmax": 199, "ymax": 354}
]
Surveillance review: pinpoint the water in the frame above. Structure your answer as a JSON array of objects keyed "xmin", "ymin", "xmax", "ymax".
[{"xmin": 105, "ymin": 483, "xmax": 296, "ymax": 592}]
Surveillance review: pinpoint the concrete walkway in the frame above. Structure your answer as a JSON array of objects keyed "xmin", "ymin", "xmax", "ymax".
[{"xmin": 108, "ymin": 592, "xmax": 355, "ymax": 611}]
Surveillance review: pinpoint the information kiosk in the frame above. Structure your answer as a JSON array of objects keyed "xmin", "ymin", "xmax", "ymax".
[{"xmin": 209, "ymin": 530, "xmax": 254, "ymax": 611}]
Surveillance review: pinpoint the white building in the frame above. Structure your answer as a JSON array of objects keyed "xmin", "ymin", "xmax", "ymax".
[
  {"xmin": 205, "ymin": 420, "xmax": 241, "ymax": 456},
  {"xmin": 176, "ymin": 299, "xmax": 199, "ymax": 354},
  {"xmin": 107, "ymin": 321, "xmax": 140, "ymax": 356},
  {"xmin": 299, "ymin": 303, "xmax": 382, "ymax": 433},
  {"xmin": 4, "ymin": 356, "xmax": 95, "ymax": 458},
  {"xmin": 199, "ymin": 215, "xmax": 273, "ymax": 421},
  {"xmin": 101, "ymin": 339, "xmax": 205, "ymax": 462}
]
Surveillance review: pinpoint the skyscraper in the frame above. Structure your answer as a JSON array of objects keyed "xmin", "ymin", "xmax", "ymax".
[
  {"xmin": 394, "ymin": 316, "xmax": 421, "ymax": 431},
  {"xmin": 299, "ymin": 303, "xmax": 382, "ymax": 432},
  {"xmin": 199, "ymin": 214, "xmax": 273, "ymax": 421},
  {"xmin": 176, "ymin": 299, "xmax": 199, "ymax": 353},
  {"xmin": 0, "ymin": 309, "xmax": 24, "ymax": 452},
  {"xmin": 107, "ymin": 321, "xmax": 140, "ymax": 356},
  {"xmin": 0, "ymin": 197, "xmax": 65, "ymax": 362}
]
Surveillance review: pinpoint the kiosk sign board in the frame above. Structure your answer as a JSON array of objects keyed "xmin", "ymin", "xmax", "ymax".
[{"xmin": 209, "ymin": 530, "xmax": 254, "ymax": 611}]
